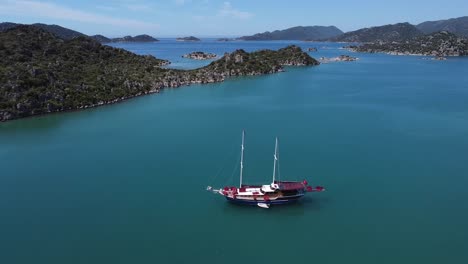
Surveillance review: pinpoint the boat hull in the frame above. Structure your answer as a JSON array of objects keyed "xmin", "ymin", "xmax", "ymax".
[{"xmin": 225, "ymin": 195, "xmax": 303, "ymax": 206}]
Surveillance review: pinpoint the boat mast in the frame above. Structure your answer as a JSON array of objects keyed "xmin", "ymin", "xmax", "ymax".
[
  {"xmin": 240, "ymin": 130, "xmax": 245, "ymax": 188},
  {"xmin": 272, "ymin": 137, "xmax": 278, "ymax": 183}
]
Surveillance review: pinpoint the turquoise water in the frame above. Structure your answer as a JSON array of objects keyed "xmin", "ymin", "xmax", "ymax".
[{"xmin": 1, "ymin": 40, "xmax": 468, "ymax": 263}]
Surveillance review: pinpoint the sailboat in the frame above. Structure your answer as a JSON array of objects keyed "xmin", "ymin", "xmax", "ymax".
[{"xmin": 207, "ymin": 130, "xmax": 325, "ymax": 208}]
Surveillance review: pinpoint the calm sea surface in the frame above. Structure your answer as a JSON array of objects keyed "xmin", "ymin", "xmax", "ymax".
[{"xmin": 1, "ymin": 39, "xmax": 468, "ymax": 264}]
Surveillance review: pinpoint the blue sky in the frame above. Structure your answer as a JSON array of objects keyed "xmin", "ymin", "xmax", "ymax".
[{"xmin": 0, "ymin": 0, "xmax": 467, "ymax": 37}]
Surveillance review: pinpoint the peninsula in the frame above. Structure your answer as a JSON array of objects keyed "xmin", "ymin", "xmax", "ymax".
[{"xmin": 0, "ymin": 26, "xmax": 318, "ymax": 122}]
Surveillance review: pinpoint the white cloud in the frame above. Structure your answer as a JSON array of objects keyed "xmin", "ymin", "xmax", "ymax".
[
  {"xmin": 0, "ymin": 0, "xmax": 159, "ymax": 30},
  {"xmin": 218, "ymin": 2, "xmax": 253, "ymax": 20}
]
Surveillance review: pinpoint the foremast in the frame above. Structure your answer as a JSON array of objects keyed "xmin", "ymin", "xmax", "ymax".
[
  {"xmin": 239, "ymin": 130, "xmax": 245, "ymax": 188},
  {"xmin": 272, "ymin": 137, "xmax": 278, "ymax": 184}
]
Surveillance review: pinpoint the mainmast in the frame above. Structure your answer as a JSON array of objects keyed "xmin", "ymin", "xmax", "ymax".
[
  {"xmin": 272, "ymin": 137, "xmax": 278, "ymax": 183},
  {"xmin": 239, "ymin": 130, "xmax": 245, "ymax": 188}
]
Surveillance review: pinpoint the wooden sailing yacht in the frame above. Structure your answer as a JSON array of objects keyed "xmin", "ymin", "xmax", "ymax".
[{"xmin": 207, "ymin": 130, "xmax": 324, "ymax": 208}]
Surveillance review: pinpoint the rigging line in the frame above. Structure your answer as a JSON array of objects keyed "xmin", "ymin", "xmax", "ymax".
[
  {"xmin": 278, "ymin": 158, "xmax": 281, "ymax": 182},
  {"xmin": 224, "ymin": 155, "xmax": 240, "ymax": 187},
  {"xmin": 277, "ymin": 140, "xmax": 281, "ymax": 182},
  {"xmin": 207, "ymin": 139, "xmax": 239, "ymax": 185}
]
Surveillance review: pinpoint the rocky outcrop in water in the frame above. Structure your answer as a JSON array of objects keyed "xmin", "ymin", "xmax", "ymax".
[
  {"xmin": 0, "ymin": 26, "xmax": 318, "ymax": 122},
  {"xmin": 347, "ymin": 31, "xmax": 468, "ymax": 56},
  {"xmin": 182, "ymin": 51, "xmax": 217, "ymax": 60},
  {"xmin": 176, "ymin": 36, "xmax": 200, "ymax": 41}
]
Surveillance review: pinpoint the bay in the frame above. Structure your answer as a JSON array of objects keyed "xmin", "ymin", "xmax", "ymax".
[{"xmin": 1, "ymin": 39, "xmax": 468, "ymax": 264}]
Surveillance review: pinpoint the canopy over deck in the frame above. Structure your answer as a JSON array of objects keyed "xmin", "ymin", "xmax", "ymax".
[{"xmin": 276, "ymin": 181, "xmax": 305, "ymax": 191}]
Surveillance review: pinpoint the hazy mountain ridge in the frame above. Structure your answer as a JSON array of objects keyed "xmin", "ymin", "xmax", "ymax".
[
  {"xmin": 0, "ymin": 22, "xmax": 86, "ymax": 40},
  {"xmin": 416, "ymin": 16, "xmax": 468, "ymax": 37},
  {"xmin": 239, "ymin": 26, "xmax": 343, "ymax": 41},
  {"xmin": 330, "ymin": 22, "xmax": 423, "ymax": 42},
  {"xmin": 3, "ymin": 16, "xmax": 468, "ymax": 43},
  {"xmin": 0, "ymin": 22, "xmax": 159, "ymax": 43}
]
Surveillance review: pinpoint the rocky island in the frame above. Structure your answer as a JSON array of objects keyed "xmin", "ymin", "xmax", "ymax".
[
  {"xmin": 307, "ymin": 47, "xmax": 318, "ymax": 52},
  {"xmin": 182, "ymin": 51, "xmax": 217, "ymax": 60},
  {"xmin": 111, "ymin": 34, "xmax": 159, "ymax": 42},
  {"xmin": 217, "ymin": 38, "xmax": 235, "ymax": 42},
  {"xmin": 176, "ymin": 36, "xmax": 200, "ymax": 41},
  {"xmin": 0, "ymin": 26, "xmax": 318, "ymax": 122},
  {"xmin": 347, "ymin": 31, "xmax": 468, "ymax": 56},
  {"xmin": 319, "ymin": 55, "xmax": 358, "ymax": 63}
]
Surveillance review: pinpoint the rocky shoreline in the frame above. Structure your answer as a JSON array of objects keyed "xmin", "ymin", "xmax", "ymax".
[
  {"xmin": 0, "ymin": 26, "xmax": 318, "ymax": 122},
  {"xmin": 346, "ymin": 31, "xmax": 468, "ymax": 57}
]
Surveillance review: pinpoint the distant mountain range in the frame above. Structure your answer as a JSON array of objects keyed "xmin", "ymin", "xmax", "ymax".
[
  {"xmin": 0, "ymin": 22, "xmax": 85, "ymax": 40},
  {"xmin": 332, "ymin": 17, "xmax": 468, "ymax": 43},
  {"xmin": 416, "ymin": 16, "xmax": 468, "ymax": 36},
  {"xmin": 330, "ymin": 22, "xmax": 423, "ymax": 42},
  {"xmin": 239, "ymin": 26, "xmax": 343, "ymax": 41},
  {"xmin": 0, "ymin": 22, "xmax": 158, "ymax": 43},
  {"xmin": 238, "ymin": 16, "xmax": 468, "ymax": 42},
  {"xmin": 2, "ymin": 16, "xmax": 468, "ymax": 44}
]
